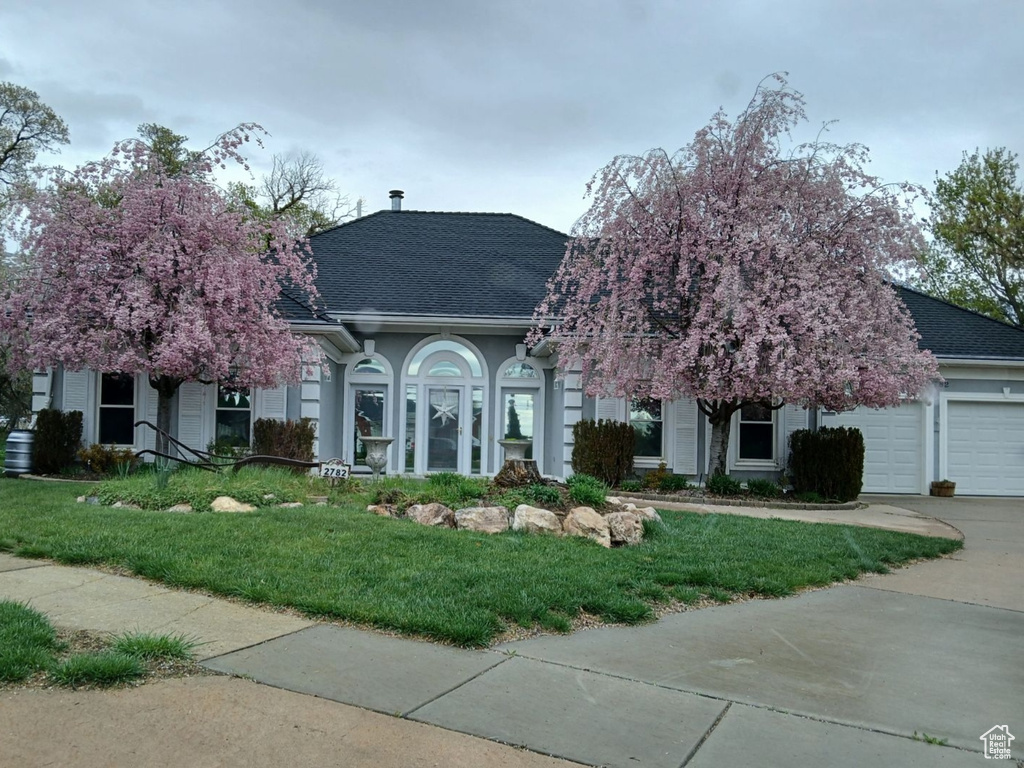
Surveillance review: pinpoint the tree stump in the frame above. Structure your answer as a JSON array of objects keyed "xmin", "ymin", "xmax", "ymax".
[{"xmin": 493, "ymin": 458, "xmax": 543, "ymax": 487}]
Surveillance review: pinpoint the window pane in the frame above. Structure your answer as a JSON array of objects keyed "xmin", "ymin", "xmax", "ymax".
[
  {"xmin": 354, "ymin": 389, "xmax": 385, "ymax": 465},
  {"xmin": 503, "ymin": 363, "xmax": 538, "ymax": 379},
  {"xmin": 427, "ymin": 389, "xmax": 460, "ymax": 472},
  {"xmin": 472, "ymin": 387, "xmax": 483, "ymax": 473},
  {"xmin": 353, "ymin": 358, "xmax": 386, "ymax": 374},
  {"xmin": 740, "ymin": 402, "xmax": 771, "ymax": 422},
  {"xmin": 217, "ymin": 387, "xmax": 251, "ymax": 410},
  {"xmin": 216, "ymin": 410, "xmax": 251, "ymax": 447},
  {"xmin": 408, "ymin": 340, "xmax": 483, "ymax": 377},
  {"xmin": 99, "ymin": 408, "xmax": 135, "ymax": 445},
  {"xmin": 633, "ymin": 421, "xmax": 663, "ymax": 458},
  {"xmin": 427, "ymin": 361, "xmax": 461, "ymax": 376},
  {"xmin": 739, "ymin": 423, "xmax": 774, "ymax": 460},
  {"xmin": 630, "ymin": 397, "xmax": 662, "ymax": 422},
  {"xmin": 405, "ymin": 386, "xmax": 417, "ymax": 472},
  {"xmin": 100, "ymin": 373, "xmax": 134, "ymax": 406},
  {"xmin": 503, "ymin": 392, "xmax": 534, "ymax": 460}
]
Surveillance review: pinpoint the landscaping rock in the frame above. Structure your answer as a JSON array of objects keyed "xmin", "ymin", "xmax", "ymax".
[
  {"xmin": 76, "ymin": 495, "xmax": 86, "ymax": 503},
  {"xmin": 211, "ymin": 496, "xmax": 256, "ymax": 513},
  {"xmin": 110, "ymin": 501, "xmax": 142, "ymax": 510},
  {"xmin": 605, "ymin": 510, "xmax": 645, "ymax": 546},
  {"xmin": 366, "ymin": 504, "xmax": 397, "ymax": 517},
  {"xmin": 167, "ymin": 503, "xmax": 193, "ymax": 513},
  {"xmin": 623, "ymin": 503, "xmax": 663, "ymax": 523},
  {"xmin": 406, "ymin": 503, "xmax": 456, "ymax": 528},
  {"xmin": 512, "ymin": 505, "xmax": 562, "ymax": 535},
  {"xmin": 455, "ymin": 506, "xmax": 510, "ymax": 534},
  {"xmin": 277, "ymin": 502, "xmax": 303, "ymax": 509},
  {"xmin": 563, "ymin": 506, "xmax": 611, "ymax": 548}
]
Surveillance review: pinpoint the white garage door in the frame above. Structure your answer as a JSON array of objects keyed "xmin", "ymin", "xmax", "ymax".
[
  {"xmin": 946, "ymin": 401, "xmax": 1024, "ymax": 496},
  {"xmin": 821, "ymin": 404, "xmax": 925, "ymax": 494}
]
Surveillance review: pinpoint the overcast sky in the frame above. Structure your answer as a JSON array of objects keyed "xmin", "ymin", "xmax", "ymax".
[{"xmin": 2, "ymin": 0, "xmax": 1021, "ymax": 233}]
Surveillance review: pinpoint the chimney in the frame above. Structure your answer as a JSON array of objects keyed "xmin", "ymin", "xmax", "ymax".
[{"xmin": 389, "ymin": 189, "xmax": 404, "ymax": 211}]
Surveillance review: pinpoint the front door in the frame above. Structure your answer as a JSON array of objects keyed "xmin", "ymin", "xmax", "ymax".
[{"xmin": 427, "ymin": 386, "xmax": 462, "ymax": 472}]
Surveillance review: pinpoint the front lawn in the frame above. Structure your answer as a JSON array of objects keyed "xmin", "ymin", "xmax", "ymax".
[{"xmin": 0, "ymin": 476, "xmax": 961, "ymax": 646}]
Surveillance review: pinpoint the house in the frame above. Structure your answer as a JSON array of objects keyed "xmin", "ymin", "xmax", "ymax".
[{"xmin": 35, "ymin": 191, "xmax": 1024, "ymax": 496}]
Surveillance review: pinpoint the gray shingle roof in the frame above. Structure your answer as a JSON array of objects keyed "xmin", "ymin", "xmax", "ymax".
[
  {"xmin": 308, "ymin": 210, "xmax": 569, "ymax": 319},
  {"xmin": 896, "ymin": 285, "xmax": 1024, "ymax": 359},
  {"xmin": 301, "ymin": 209, "xmax": 1024, "ymax": 360}
]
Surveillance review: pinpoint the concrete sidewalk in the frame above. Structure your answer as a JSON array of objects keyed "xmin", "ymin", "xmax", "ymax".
[{"xmin": 2, "ymin": 498, "xmax": 1019, "ymax": 767}]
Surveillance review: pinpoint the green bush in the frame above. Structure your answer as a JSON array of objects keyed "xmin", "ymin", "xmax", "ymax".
[
  {"xmin": 33, "ymin": 408, "xmax": 83, "ymax": 474},
  {"xmin": 527, "ymin": 484, "xmax": 562, "ymax": 507},
  {"xmin": 571, "ymin": 419, "xmax": 634, "ymax": 487},
  {"xmin": 642, "ymin": 462, "xmax": 669, "ymax": 490},
  {"xmin": 78, "ymin": 444, "xmax": 138, "ymax": 476},
  {"xmin": 789, "ymin": 427, "xmax": 865, "ymax": 503},
  {"xmin": 567, "ymin": 473, "xmax": 609, "ymax": 507},
  {"xmin": 707, "ymin": 474, "xmax": 742, "ymax": 496},
  {"xmin": 618, "ymin": 480, "xmax": 643, "ymax": 493},
  {"xmin": 659, "ymin": 475, "xmax": 691, "ymax": 492},
  {"xmin": 252, "ymin": 418, "xmax": 315, "ymax": 462},
  {"xmin": 746, "ymin": 478, "xmax": 783, "ymax": 499}
]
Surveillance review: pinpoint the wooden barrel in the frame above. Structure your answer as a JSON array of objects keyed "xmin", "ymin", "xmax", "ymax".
[{"xmin": 3, "ymin": 429, "xmax": 34, "ymax": 477}]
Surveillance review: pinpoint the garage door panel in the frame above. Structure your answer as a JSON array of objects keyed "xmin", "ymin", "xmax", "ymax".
[
  {"xmin": 945, "ymin": 401, "xmax": 1024, "ymax": 496},
  {"xmin": 821, "ymin": 404, "xmax": 924, "ymax": 494}
]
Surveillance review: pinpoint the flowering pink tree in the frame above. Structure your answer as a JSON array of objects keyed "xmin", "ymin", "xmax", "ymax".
[
  {"xmin": 1, "ymin": 125, "xmax": 322, "ymax": 457},
  {"xmin": 531, "ymin": 76, "xmax": 939, "ymax": 477}
]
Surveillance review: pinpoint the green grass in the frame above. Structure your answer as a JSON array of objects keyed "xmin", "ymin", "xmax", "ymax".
[
  {"xmin": 111, "ymin": 631, "xmax": 197, "ymax": 661},
  {"xmin": 1, "ymin": 599, "xmax": 194, "ymax": 688},
  {"xmin": 0, "ymin": 476, "xmax": 962, "ymax": 647},
  {"xmin": 0, "ymin": 600, "xmax": 60, "ymax": 682},
  {"xmin": 48, "ymin": 652, "xmax": 146, "ymax": 687}
]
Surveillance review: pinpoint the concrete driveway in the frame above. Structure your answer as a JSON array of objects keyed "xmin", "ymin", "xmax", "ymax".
[{"xmin": 3, "ymin": 496, "xmax": 1021, "ymax": 767}]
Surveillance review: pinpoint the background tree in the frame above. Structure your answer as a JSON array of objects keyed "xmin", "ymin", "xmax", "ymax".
[
  {"xmin": 914, "ymin": 148, "xmax": 1023, "ymax": 327},
  {"xmin": 1, "ymin": 125, "xmax": 322, "ymax": 457},
  {"xmin": 0, "ymin": 81, "xmax": 70, "ymax": 199},
  {"xmin": 531, "ymin": 75, "xmax": 939, "ymax": 477},
  {"xmin": 0, "ymin": 82, "xmax": 69, "ymax": 434},
  {"xmin": 231, "ymin": 151, "xmax": 358, "ymax": 237}
]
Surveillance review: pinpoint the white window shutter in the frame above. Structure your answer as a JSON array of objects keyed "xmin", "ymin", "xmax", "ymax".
[
  {"xmin": 142, "ymin": 380, "xmax": 159, "ymax": 452},
  {"xmin": 595, "ymin": 396, "xmax": 626, "ymax": 423},
  {"xmin": 177, "ymin": 382, "xmax": 207, "ymax": 452},
  {"xmin": 61, "ymin": 369, "xmax": 94, "ymax": 443},
  {"xmin": 256, "ymin": 385, "xmax": 287, "ymax": 421},
  {"xmin": 783, "ymin": 403, "xmax": 808, "ymax": 465},
  {"xmin": 672, "ymin": 399, "xmax": 699, "ymax": 474}
]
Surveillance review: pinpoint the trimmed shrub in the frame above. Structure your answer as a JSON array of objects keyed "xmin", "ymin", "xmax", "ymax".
[
  {"xmin": 33, "ymin": 409, "xmax": 83, "ymax": 474},
  {"xmin": 789, "ymin": 426, "xmax": 865, "ymax": 502},
  {"xmin": 707, "ymin": 473, "xmax": 742, "ymax": 496},
  {"xmin": 659, "ymin": 474, "xmax": 691, "ymax": 492},
  {"xmin": 78, "ymin": 444, "xmax": 138, "ymax": 476},
  {"xmin": 571, "ymin": 419, "xmax": 634, "ymax": 487},
  {"xmin": 252, "ymin": 418, "xmax": 315, "ymax": 462},
  {"xmin": 746, "ymin": 478, "xmax": 782, "ymax": 499}
]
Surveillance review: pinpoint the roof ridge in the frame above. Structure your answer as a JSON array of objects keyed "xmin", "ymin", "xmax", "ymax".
[{"xmin": 896, "ymin": 283, "xmax": 1024, "ymax": 335}]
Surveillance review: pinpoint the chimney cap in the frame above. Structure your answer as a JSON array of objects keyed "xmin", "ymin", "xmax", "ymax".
[
  {"xmin": 389, "ymin": 189, "xmax": 404, "ymax": 212},
  {"xmin": 389, "ymin": 189, "xmax": 404, "ymax": 199}
]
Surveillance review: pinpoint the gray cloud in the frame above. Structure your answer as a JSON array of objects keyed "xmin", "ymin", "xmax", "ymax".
[{"xmin": 1, "ymin": 0, "xmax": 1021, "ymax": 231}]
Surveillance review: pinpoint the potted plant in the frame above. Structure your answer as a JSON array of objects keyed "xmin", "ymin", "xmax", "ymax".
[{"xmin": 930, "ymin": 479, "xmax": 956, "ymax": 497}]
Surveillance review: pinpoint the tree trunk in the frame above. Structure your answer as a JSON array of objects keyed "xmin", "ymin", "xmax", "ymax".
[
  {"xmin": 493, "ymin": 458, "xmax": 544, "ymax": 488},
  {"xmin": 705, "ymin": 400, "xmax": 741, "ymax": 478},
  {"xmin": 151, "ymin": 375, "xmax": 182, "ymax": 460}
]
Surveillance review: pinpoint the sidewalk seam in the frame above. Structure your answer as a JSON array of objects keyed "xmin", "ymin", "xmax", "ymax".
[
  {"xmin": 401, "ymin": 655, "xmax": 511, "ymax": 718},
  {"xmin": 846, "ymin": 583, "xmax": 1024, "ymax": 614},
  {"xmin": 678, "ymin": 701, "xmax": 731, "ymax": 768}
]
